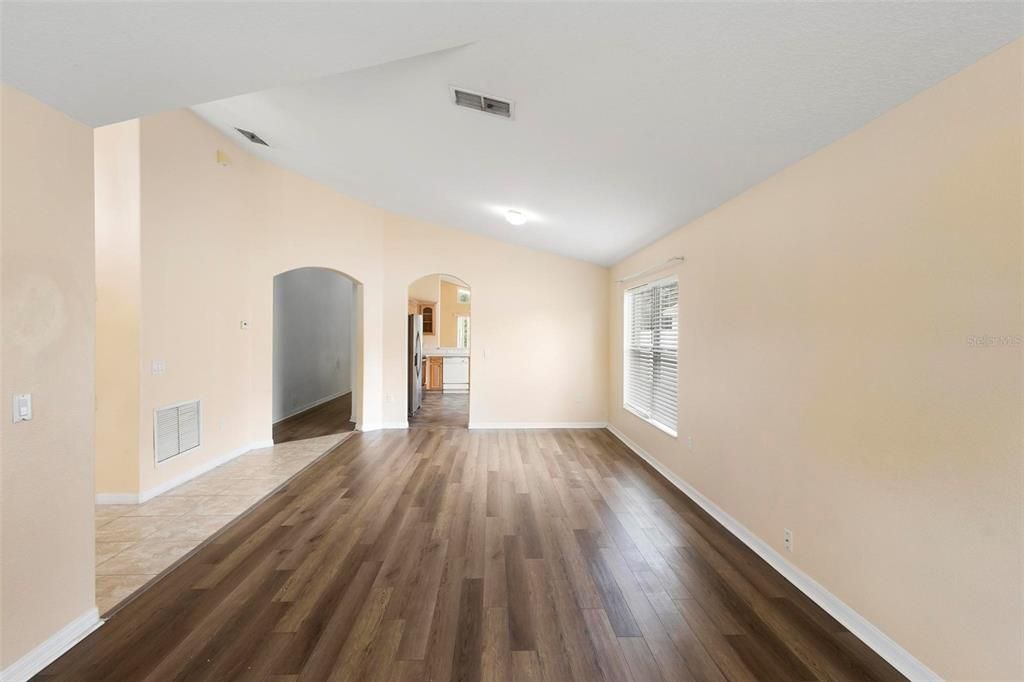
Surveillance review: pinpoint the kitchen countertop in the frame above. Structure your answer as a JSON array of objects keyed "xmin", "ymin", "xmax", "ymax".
[{"xmin": 423, "ymin": 349, "xmax": 470, "ymax": 358}]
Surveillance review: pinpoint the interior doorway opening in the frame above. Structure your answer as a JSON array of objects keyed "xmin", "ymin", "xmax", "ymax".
[
  {"xmin": 272, "ymin": 267, "xmax": 360, "ymax": 443},
  {"xmin": 407, "ymin": 273, "xmax": 471, "ymax": 428}
]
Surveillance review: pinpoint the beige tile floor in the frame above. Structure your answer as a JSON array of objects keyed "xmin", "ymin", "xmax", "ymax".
[{"xmin": 94, "ymin": 432, "xmax": 352, "ymax": 614}]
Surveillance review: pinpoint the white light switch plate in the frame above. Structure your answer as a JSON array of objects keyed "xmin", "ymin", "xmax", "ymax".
[{"xmin": 12, "ymin": 394, "xmax": 32, "ymax": 423}]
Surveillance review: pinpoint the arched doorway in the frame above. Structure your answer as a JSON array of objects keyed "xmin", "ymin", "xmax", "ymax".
[
  {"xmin": 407, "ymin": 273, "xmax": 471, "ymax": 428},
  {"xmin": 272, "ymin": 267, "xmax": 361, "ymax": 443}
]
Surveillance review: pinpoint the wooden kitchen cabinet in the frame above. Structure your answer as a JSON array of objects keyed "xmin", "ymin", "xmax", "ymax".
[
  {"xmin": 408, "ymin": 298, "xmax": 436, "ymax": 335},
  {"xmin": 425, "ymin": 357, "xmax": 443, "ymax": 391},
  {"xmin": 420, "ymin": 304, "xmax": 434, "ymax": 335}
]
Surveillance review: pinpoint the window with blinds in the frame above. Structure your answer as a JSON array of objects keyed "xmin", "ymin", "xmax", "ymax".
[{"xmin": 624, "ymin": 277, "xmax": 678, "ymax": 436}]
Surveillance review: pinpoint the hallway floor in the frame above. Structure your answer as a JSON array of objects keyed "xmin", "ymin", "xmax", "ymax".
[
  {"xmin": 273, "ymin": 392, "xmax": 355, "ymax": 444},
  {"xmin": 53, "ymin": 427, "xmax": 904, "ymax": 680},
  {"xmin": 94, "ymin": 432, "xmax": 353, "ymax": 615},
  {"xmin": 409, "ymin": 391, "xmax": 469, "ymax": 428}
]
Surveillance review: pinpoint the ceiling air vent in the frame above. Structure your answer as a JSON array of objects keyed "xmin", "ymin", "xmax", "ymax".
[
  {"xmin": 450, "ymin": 87, "xmax": 513, "ymax": 119},
  {"xmin": 235, "ymin": 127, "xmax": 269, "ymax": 146}
]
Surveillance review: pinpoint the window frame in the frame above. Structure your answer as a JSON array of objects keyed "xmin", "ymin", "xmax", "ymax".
[
  {"xmin": 623, "ymin": 276, "xmax": 679, "ymax": 438},
  {"xmin": 456, "ymin": 315, "xmax": 471, "ymax": 350}
]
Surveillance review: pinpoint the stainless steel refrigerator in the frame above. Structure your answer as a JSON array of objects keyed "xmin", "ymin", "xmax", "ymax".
[{"xmin": 408, "ymin": 314, "xmax": 423, "ymax": 417}]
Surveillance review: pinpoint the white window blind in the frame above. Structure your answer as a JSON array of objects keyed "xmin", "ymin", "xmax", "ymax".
[{"xmin": 624, "ymin": 278, "xmax": 678, "ymax": 435}]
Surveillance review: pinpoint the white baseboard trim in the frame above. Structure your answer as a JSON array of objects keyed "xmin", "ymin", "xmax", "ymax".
[
  {"xmin": 0, "ymin": 608, "xmax": 101, "ymax": 682},
  {"xmin": 469, "ymin": 421, "xmax": 609, "ymax": 430},
  {"xmin": 273, "ymin": 389, "xmax": 351, "ymax": 424},
  {"xmin": 95, "ymin": 492, "xmax": 140, "ymax": 505},
  {"xmin": 95, "ymin": 439, "xmax": 275, "ymax": 505},
  {"xmin": 358, "ymin": 421, "xmax": 409, "ymax": 431},
  {"xmin": 139, "ymin": 440, "xmax": 273, "ymax": 502},
  {"xmin": 604, "ymin": 424, "xmax": 942, "ymax": 682}
]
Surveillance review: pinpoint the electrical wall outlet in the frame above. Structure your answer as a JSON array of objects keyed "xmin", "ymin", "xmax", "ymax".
[
  {"xmin": 783, "ymin": 528, "xmax": 794, "ymax": 552},
  {"xmin": 151, "ymin": 359, "xmax": 166, "ymax": 375},
  {"xmin": 686, "ymin": 434, "xmax": 694, "ymax": 450}
]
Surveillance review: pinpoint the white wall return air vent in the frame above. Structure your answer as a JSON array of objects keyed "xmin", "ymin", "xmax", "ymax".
[
  {"xmin": 154, "ymin": 400, "xmax": 201, "ymax": 463},
  {"xmin": 450, "ymin": 86, "xmax": 514, "ymax": 119}
]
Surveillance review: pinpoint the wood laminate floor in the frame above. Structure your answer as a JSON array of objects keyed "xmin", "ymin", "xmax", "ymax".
[
  {"xmin": 274, "ymin": 393, "xmax": 355, "ymax": 444},
  {"xmin": 409, "ymin": 391, "xmax": 469, "ymax": 428},
  {"xmin": 94, "ymin": 433, "xmax": 352, "ymax": 615},
  {"xmin": 41, "ymin": 427, "xmax": 904, "ymax": 681}
]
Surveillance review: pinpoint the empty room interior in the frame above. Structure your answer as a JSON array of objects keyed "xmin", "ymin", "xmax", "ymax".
[{"xmin": 0, "ymin": 3, "xmax": 1022, "ymax": 681}]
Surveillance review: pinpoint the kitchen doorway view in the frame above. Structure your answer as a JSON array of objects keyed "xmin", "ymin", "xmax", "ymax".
[
  {"xmin": 272, "ymin": 267, "xmax": 359, "ymax": 443},
  {"xmin": 407, "ymin": 274, "xmax": 470, "ymax": 428}
]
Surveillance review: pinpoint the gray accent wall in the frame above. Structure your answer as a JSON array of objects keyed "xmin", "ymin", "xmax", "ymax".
[{"xmin": 272, "ymin": 267, "xmax": 355, "ymax": 422}]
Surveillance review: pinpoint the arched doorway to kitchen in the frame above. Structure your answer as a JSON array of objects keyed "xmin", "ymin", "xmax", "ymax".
[
  {"xmin": 272, "ymin": 267, "xmax": 361, "ymax": 443},
  {"xmin": 406, "ymin": 273, "xmax": 471, "ymax": 428}
]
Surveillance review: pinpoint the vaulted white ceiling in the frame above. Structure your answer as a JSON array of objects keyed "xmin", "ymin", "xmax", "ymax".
[{"xmin": 3, "ymin": 2, "xmax": 1021, "ymax": 264}]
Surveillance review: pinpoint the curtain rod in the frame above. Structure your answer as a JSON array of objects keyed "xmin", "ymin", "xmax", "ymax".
[{"xmin": 616, "ymin": 256, "xmax": 684, "ymax": 283}]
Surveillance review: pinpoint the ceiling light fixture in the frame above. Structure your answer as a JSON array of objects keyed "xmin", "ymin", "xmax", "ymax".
[{"xmin": 505, "ymin": 209, "xmax": 527, "ymax": 226}]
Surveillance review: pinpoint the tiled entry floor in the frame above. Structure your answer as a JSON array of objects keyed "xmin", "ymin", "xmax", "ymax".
[{"xmin": 94, "ymin": 432, "xmax": 353, "ymax": 614}]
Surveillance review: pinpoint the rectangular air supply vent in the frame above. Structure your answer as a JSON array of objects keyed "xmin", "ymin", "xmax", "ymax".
[
  {"xmin": 450, "ymin": 87, "xmax": 513, "ymax": 119},
  {"xmin": 235, "ymin": 127, "xmax": 269, "ymax": 146},
  {"xmin": 155, "ymin": 400, "xmax": 201, "ymax": 463}
]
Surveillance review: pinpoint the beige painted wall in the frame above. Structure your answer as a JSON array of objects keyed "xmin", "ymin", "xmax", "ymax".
[
  {"xmin": 120, "ymin": 108, "xmax": 607, "ymax": 493},
  {"xmin": 607, "ymin": 41, "xmax": 1023, "ymax": 680},
  {"xmin": 137, "ymin": 115, "xmax": 264, "ymax": 494},
  {"xmin": 380, "ymin": 226, "xmax": 606, "ymax": 428},
  {"xmin": 408, "ymin": 274, "xmax": 439, "ymax": 304},
  {"xmin": 0, "ymin": 85, "xmax": 96, "ymax": 667},
  {"xmin": 439, "ymin": 279, "xmax": 470, "ymax": 348},
  {"xmin": 95, "ymin": 120, "xmax": 141, "ymax": 495}
]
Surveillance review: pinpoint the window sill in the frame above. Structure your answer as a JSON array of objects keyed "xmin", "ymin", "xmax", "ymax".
[{"xmin": 623, "ymin": 404, "xmax": 677, "ymax": 438}]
